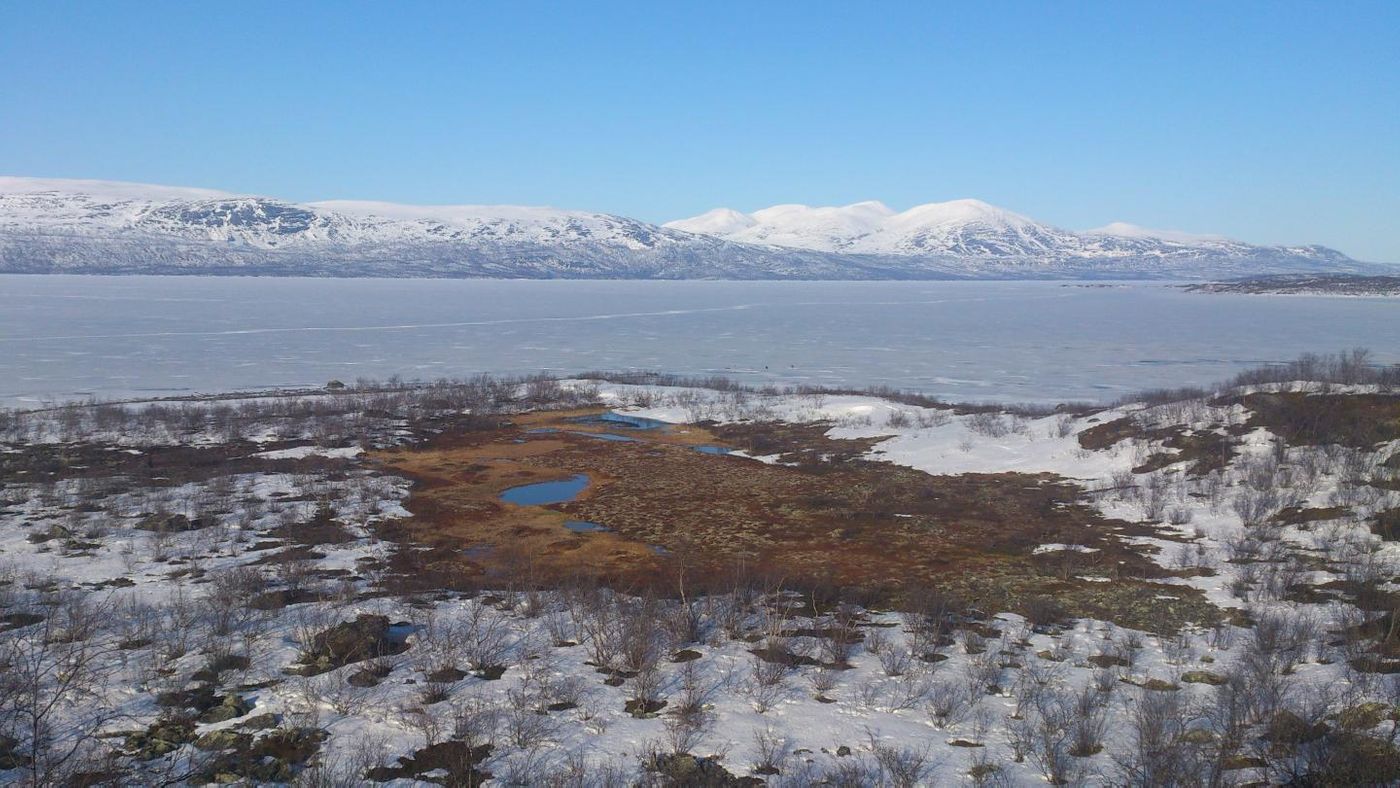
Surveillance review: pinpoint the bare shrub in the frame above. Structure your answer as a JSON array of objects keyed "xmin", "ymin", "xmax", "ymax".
[
  {"xmin": 870, "ymin": 736, "xmax": 938, "ymax": 788},
  {"xmin": 967, "ymin": 412, "xmax": 1011, "ymax": 438},
  {"xmin": 927, "ymin": 681, "xmax": 973, "ymax": 729},
  {"xmin": 751, "ymin": 727, "xmax": 792, "ymax": 776}
]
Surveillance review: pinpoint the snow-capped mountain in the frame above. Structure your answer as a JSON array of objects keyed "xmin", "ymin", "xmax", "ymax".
[
  {"xmin": 0, "ymin": 177, "xmax": 878, "ymax": 279},
  {"xmin": 664, "ymin": 199, "xmax": 1360, "ymax": 274},
  {"xmin": 0, "ymin": 177, "xmax": 1374, "ymax": 279}
]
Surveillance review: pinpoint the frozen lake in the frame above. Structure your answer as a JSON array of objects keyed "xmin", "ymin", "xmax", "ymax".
[{"xmin": 1, "ymin": 275, "xmax": 1395, "ymax": 407}]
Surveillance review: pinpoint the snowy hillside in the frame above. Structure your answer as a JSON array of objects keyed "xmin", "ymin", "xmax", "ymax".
[
  {"xmin": 666, "ymin": 199, "xmax": 1364, "ymax": 275},
  {"xmin": 0, "ymin": 177, "xmax": 1374, "ymax": 279},
  {"xmin": 0, "ymin": 177, "xmax": 869, "ymax": 280},
  {"xmin": 3, "ymin": 358, "xmax": 1400, "ymax": 785}
]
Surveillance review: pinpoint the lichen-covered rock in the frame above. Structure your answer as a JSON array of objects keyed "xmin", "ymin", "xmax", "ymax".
[
  {"xmin": 292, "ymin": 614, "xmax": 401, "ymax": 675},
  {"xmin": 1264, "ymin": 711, "xmax": 1329, "ymax": 745},
  {"xmin": 125, "ymin": 717, "xmax": 197, "ymax": 760},
  {"xmin": 135, "ymin": 513, "xmax": 208, "ymax": 533},
  {"xmin": 156, "ymin": 683, "xmax": 220, "ymax": 713},
  {"xmin": 198, "ymin": 693, "xmax": 253, "ymax": 724},
  {"xmin": 1337, "ymin": 701, "xmax": 1394, "ymax": 731},
  {"xmin": 194, "ymin": 729, "xmax": 251, "ymax": 752},
  {"xmin": 646, "ymin": 753, "xmax": 765, "ymax": 787},
  {"xmin": 1181, "ymin": 670, "xmax": 1229, "ymax": 685},
  {"xmin": 366, "ymin": 740, "xmax": 492, "ymax": 785},
  {"xmin": 236, "ymin": 713, "xmax": 280, "ymax": 731},
  {"xmin": 197, "ymin": 727, "xmax": 328, "ymax": 784}
]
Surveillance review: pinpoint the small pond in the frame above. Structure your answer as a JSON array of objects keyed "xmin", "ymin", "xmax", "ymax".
[
  {"xmin": 570, "ymin": 431, "xmax": 640, "ymax": 442},
  {"xmin": 569, "ymin": 412, "xmax": 670, "ymax": 431},
  {"xmin": 564, "ymin": 520, "xmax": 610, "ymax": 533},
  {"xmin": 499, "ymin": 474, "xmax": 590, "ymax": 506}
]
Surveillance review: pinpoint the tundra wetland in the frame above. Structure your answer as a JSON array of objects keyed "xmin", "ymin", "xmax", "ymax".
[{"xmin": 1, "ymin": 353, "xmax": 1399, "ymax": 785}]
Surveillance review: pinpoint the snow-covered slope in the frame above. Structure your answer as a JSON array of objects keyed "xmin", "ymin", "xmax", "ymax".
[
  {"xmin": 666, "ymin": 199, "xmax": 1366, "ymax": 276},
  {"xmin": 0, "ymin": 177, "xmax": 1372, "ymax": 279},
  {"xmin": 0, "ymin": 177, "xmax": 888, "ymax": 280}
]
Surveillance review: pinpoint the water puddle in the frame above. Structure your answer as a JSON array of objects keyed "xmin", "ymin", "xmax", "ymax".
[
  {"xmin": 693, "ymin": 445, "xmax": 732, "ymax": 455},
  {"xmin": 568, "ymin": 412, "xmax": 670, "ymax": 431},
  {"xmin": 499, "ymin": 474, "xmax": 590, "ymax": 506},
  {"xmin": 570, "ymin": 431, "xmax": 640, "ymax": 442},
  {"xmin": 564, "ymin": 520, "xmax": 610, "ymax": 533}
]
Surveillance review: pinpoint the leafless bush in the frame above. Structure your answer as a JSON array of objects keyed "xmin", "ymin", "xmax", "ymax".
[
  {"xmin": 808, "ymin": 666, "xmax": 839, "ymax": 698},
  {"xmin": 817, "ymin": 610, "xmax": 861, "ymax": 668},
  {"xmin": 502, "ymin": 687, "xmax": 557, "ymax": 748},
  {"xmin": 627, "ymin": 662, "xmax": 666, "ymax": 717},
  {"xmin": 869, "ymin": 735, "xmax": 938, "ymax": 788},
  {"xmin": 927, "ymin": 681, "xmax": 973, "ymax": 729},
  {"xmin": 1230, "ymin": 348, "xmax": 1396, "ymax": 388},
  {"xmin": 1051, "ymin": 414, "xmax": 1077, "ymax": 439},
  {"xmin": 963, "ymin": 649, "xmax": 1003, "ymax": 695},
  {"xmin": 575, "ymin": 589, "xmax": 625, "ymax": 670},
  {"xmin": 461, "ymin": 602, "xmax": 514, "ymax": 673},
  {"xmin": 449, "ymin": 696, "xmax": 500, "ymax": 750},
  {"xmin": 747, "ymin": 654, "xmax": 789, "ymax": 713},
  {"xmin": 960, "ymin": 629, "xmax": 987, "ymax": 656},
  {"xmin": 877, "ymin": 644, "xmax": 913, "ymax": 677},
  {"xmin": 293, "ymin": 733, "xmax": 389, "ymax": 788},
  {"xmin": 1114, "ymin": 686, "xmax": 1214, "ymax": 786},
  {"xmin": 1014, "ymin": 691, "xmax": 1089, "ymax": 785},
  {"xmin": 204, "ymin": 566, "xmax": 266, "ymax": 637},
  {"xmin": 308, "ymin": 671, "xmax": 374, "ymax": 715},
  {"xmin": 1068, "ymin": 684, "xmax": 1111, "ymax": 757},
  {"xmin": 885, "ymin": 672, "xmax": 933, "ymax": 712},
  {"xmin": 618, "ymin": 595, "xmax": 669, "ymax": 675},
  {"xmin": 967, "ymin": 746, "xmax": 1011, "ymax": 788},
  {"xmin": 967, "ymin": 412, "xmax": 1011, "ymax": 438},
  {"xmin": 0, "ymin": 596, "xmax": 122, "ymax": 787},
  {"xmin": 751, "ymin": 727, "xmax": 792, "ymax": 776},
  {"xmin": 670, "ymin": 659, "xmax": 715, "ymax": 720}
]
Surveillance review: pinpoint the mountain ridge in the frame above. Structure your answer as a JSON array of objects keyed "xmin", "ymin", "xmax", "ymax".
[
  {"xmin": 663, "ymin": 199, "xmax": 1338, "ymax": 261},
  {"xmin": 0, "ymin": 176, "xmax": 1381, "ymax": 280}
]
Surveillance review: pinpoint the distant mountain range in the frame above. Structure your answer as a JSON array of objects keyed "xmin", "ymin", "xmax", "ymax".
[{"xmin": 0, "ymin": 177, "xmax": 1381, "ymax": 280}]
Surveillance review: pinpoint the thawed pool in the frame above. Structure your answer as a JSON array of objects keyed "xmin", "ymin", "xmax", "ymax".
[{"xmin": 499, "ymin": 474, "xmax": 590, "ymax": 505}]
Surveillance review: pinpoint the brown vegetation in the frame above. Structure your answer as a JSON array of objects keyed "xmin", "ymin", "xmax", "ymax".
[
  {"xmin": 374, "ymin": 409, "xmax": 1217, "ymax": 630},
  {"xmin": 1231, "ymin": 392, "xmax": 1400, "ymax": 449}
]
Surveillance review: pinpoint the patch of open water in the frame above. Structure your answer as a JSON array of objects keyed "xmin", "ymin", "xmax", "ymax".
[{"xmin": 499, "ymin": 474, "xmax": 590, "ymax": 506}]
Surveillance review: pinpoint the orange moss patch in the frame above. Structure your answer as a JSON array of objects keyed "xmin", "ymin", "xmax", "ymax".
[{"xmin": 373, "ymin": 409, "xmax": 1218, "ymax": 629}]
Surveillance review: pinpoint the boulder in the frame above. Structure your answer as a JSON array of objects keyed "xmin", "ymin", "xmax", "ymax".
[
  {"xmin": 198, "ymin": 693, "xmax": 253, "ymax": 724},
  {"xmin": 135, "ymin": 513, "xmax": 208, "ymax": 533},
  {"xmin": 293, "ymin": 614, "xmax": 400, "ymax": 675}
]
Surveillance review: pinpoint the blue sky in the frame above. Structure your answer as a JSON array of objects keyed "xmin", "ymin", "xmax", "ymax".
[{"xmin": 2, "ymin": 1, "xmax": 1397, "ymax": 261}]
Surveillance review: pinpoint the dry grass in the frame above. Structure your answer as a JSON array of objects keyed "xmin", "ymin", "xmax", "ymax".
[{"xmin": 372, "ymin": 409, "xmax": 1219, "ymax": 630}]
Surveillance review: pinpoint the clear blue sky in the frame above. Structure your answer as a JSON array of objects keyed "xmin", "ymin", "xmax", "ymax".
[{"xmin": 2, "ymin": 1, "xmax": 1397, "ymax": 261}]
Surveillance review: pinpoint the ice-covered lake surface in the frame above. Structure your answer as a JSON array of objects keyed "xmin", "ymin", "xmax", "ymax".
[{"xmin": 2, "ymin": 275, "xmax": 1396, "ymax": 407}]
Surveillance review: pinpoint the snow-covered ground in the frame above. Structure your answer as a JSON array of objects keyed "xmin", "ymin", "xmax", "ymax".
[{"xmin": 1, "ymin": 377, "xmax": 1398, "ymax": 785}]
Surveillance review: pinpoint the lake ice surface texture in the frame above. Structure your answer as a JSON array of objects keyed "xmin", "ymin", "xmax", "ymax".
[{"xmin": 1, "ymin": 275, "xmax": 1395, "ymax": 407}]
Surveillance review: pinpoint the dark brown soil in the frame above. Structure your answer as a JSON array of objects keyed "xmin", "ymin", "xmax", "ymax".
[
  {"xmin": 1079, "ymin": 417, "xmax": 1235, "ymax": 476},
  {"xmin": 1274, "ymin": 506, "xmax": 1351, "ymax": 527}
]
